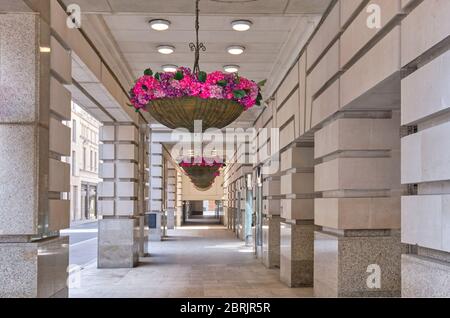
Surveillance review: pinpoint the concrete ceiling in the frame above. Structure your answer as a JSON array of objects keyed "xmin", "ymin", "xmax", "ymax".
[
  {"xmin": 63, "ymin": 0, "xmax": 331, "ymax": 14},
  {"xmin": 66, "ymin": 0, "xmax": 331, "ymax": 127},
  {"xmin": 103, "ymin": 14, "xmax": 304, "ymax": 82}
]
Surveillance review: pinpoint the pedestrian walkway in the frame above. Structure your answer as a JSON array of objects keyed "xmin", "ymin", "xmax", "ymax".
[{"xmin": 70, "ymin": 225, "xmax": 313, "ymax": 298}]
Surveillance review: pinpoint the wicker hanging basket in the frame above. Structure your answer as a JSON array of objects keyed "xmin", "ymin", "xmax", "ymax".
[
  {"xmin": 147, "ymin": 97, "xmax": 244, "ymax": 132},
  {"xmin": 181, "ymin": 165, "xmax": 221, "ymax": 190}
]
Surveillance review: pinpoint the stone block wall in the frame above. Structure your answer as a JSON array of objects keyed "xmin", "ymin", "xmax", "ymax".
[
  {"xmin": 98, "ymin": 124, "xmax": 140, "ymax": 268},
  {"xmin": 0, "ymin": 12, "xmax": 70, "ymax": 297},
  {"xmin": 279, "ymin": 144, "xmax": 315, "ymax": 287},
  {"xmin": 400, "ymin": 0, "xmax": 450, "ymax": 297}
]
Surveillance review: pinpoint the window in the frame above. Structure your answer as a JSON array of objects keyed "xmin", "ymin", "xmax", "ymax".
[
  {"xmin": 94, "ymin": 151, "xmax": 97, "ymax": 172},
  {"xmin": 83, "ymin": 147, "xmax": 87, "ymax": 171},
  {"xmin": 72, "ymin": 151, "xmax": 77, "ymax": 176},
  {"xmin": 90, "ymin": 150, "xmax": 93, "ymax": 171},
  {"xmin": 72, "ymin": 120, "xmax": 77, "ymax": 142}
]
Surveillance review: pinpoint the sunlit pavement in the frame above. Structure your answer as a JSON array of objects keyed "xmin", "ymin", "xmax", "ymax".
[
  {"xmin": 69, "ymin": 225, "xmax": 313, "ymax": 298},
  {"xmin": 61, "ymin": 221, "xmax": 98, "ymax": 269}
]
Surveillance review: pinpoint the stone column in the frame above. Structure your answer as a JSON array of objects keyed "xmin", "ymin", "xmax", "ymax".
[
  {"xmin": 400, "ymin": 0, "xmax": 450, "ymax": 296},
  {"xmin": 165, "ymin": 161, "xmax": 176, "ymax": 230},
  {"xmin": 230, "ymin": 183, "xmax": 236, "ymax": 233},
  {"xmin": 226, "ymin": 185, "xmax": 232, "ymax": 230},
  {"xmin": 237, "ymin": 179, "xmax": 245, "ymax": 240},
  {"xmin": 222, "ymin": 185, "xmax": 229, "ymax": 229},
  {"xmin": 98, "ymin": 124, "xmax": 140, "ymax": 268},
  {"xmin": 262, "ymin": 176, "xmax": 281, "ymax": 269},
  {"xmin": 175, "ymin": 171, "xmax": 183, "ymax": 227},
  {"xmin": 148, "ymin": 141, "xmax": 163, "ymax": 241},
  {"xmin": 137, "ymin": 122, "xmax": 149, "ymax": 257},
  {"xmin": 314, "ymin": 111, "xmax": 405, "ymax": 297},
  {"xmin": 279, "ymin": 144, "xmax": 315, "ymax": 287},
  {"xmin": 0, "ymin": 12, "xmax": 70, "ymax": 297}
]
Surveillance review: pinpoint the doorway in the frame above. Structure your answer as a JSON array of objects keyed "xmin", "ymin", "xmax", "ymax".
[
  {"xmin": 183, "ymin": 200, "xmax": 222, "ymax": 225},
  {"xmin": 81, "ymin": 183, "xmax": 98, "ymax": 220}
]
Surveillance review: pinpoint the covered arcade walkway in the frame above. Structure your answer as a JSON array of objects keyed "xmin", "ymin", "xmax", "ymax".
[{"xmin": 70, "ymin": 224, "xmax": 313, "ymax": 298}]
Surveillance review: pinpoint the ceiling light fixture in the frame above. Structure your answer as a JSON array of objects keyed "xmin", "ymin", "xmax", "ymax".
[
  {"xmin": 39, "ymin": 47, "xmax": 51, "ymax": 53},
  {"xmin": 223, "ymin": 65, "xmax": 240, "ymax": 73},
  {"xmin": 231, "ymin": 20, "xmax": 252, "ymax": 31},
  {"xmin": 149, "ymin": 19, "xmax": 171, "ymax": 31},
  {"xmin": 162, "ymin": 64, "xmax": 178, "ymax": 72},
  {"xmin": 227, "ymin": 45, "xmax": 245, "ymax": 55},
  {"xmin": 157, "ymin": 45, "xmax": 175, "ymax": 54}
]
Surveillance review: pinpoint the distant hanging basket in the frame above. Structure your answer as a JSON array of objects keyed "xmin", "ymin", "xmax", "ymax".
[
  {"xmin": 182, "ymin": 165, "xmax": 221, "ymax": 190},
  {"xmin": 147, "ymin": 96, "xmax": 244, "ymax": 132},
  {"xmin": 179, "ymin": 157, "xmax": 224, "ymax": 191}
]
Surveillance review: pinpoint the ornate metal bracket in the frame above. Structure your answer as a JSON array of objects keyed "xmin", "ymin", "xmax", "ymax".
[{"xmin": 190, "ymin": 0, "xmax": 207, "ymax": 74}]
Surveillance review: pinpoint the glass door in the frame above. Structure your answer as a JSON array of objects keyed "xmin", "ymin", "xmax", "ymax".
[{"xmin": 254, "ymin": 167, "xmax": 263, "ymax": 257}]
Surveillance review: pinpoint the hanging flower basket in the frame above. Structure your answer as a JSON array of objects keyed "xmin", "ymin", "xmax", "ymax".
[
  {"xmin": 148, "ymin": 96, "xmax": 244, "ymax": 132},
  {"xmin": 129, "ymin": 67, "xmax": 265, "ymax": 132},
  {"xmin": 186, "ymin": 171, "xmax": 218, "ymax": 190},
  {"xmin": 129, "ymin": 0, "xmax": 266, "ymax": 132},
  {"xmin": 179, "ymin": 157, "xmax": 224, "ymax": 190}
]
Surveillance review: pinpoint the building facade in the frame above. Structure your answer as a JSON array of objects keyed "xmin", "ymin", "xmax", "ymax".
[{"xmin": 69, "ymin": 102, "xmax": 101, "ymax": 223}]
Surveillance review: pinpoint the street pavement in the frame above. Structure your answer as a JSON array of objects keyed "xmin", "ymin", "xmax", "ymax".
[{"xmin": 61, "ymin": 221, "xmax": 98, "ymax": 269}]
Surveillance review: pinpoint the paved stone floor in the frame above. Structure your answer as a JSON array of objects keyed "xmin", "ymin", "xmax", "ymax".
[{"xmin": 70, "ymin": 225, "xmax": 313, "ymax": 298}]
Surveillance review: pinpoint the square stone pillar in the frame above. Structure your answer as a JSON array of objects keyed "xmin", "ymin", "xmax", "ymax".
[
  {"xmin": 400, "ymin": 20, "xmax": 450, "ymax": 296},
  {"xmin": 262, "ymin": 216, "xmax": 281, "ymax": 268},
  {"xmin": 229, "ymin": 183, "xmax": 236, "ymax": 233},
  {"xmin": 261, "ymin": 176, "xmax": 282, "ymax": 267},
  {"xmin": 97, "ymin": 218, "xmax": 138, "ymax": 268},
  {"xmin": 0, "ymin": 11, "xmax": 70, "ymax": 297},
  {"xmin": 314, "ymin": 230, "xmax": 403, "ymax": 297},
  {"xmin": 175, "ymin": 171, "xmax": 183, "ymax": 227},
  {"xmin": 280, "ymin": 221, "xmax": 314, "ymax": 287},
  {"xmin": 98, "ymin": 124, "xmax": 140, "ymax": 268},
  {"xmin": 137, "ymin": 122, "xmax": 150, "ymax": 257},
  {"xmin": 237, "ymin": 184, "xmax": 245, "ymax": 240},
  {"xmin": 279, "ymin": 144, "xmax": 315, "ymax": 287},
  {"xmin": 314, "ymin": 112, "xmax": 405, "ymax": 297},
  {"xmin": 148, "ymin": 141, "xmax": 163, "ymax": 241},
  {"xmin": 165, "ymin": 162, "xmax": 177, "ymax": 230}
]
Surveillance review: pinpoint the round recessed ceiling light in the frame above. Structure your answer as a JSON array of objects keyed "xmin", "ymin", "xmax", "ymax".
[
  {"xmin": 162, "ymin": 64, "xmax": 178, "ymax": 72},
  {"xmin": 227, "ymin": 45, "xmax": 245, "ymax": 55},
  {"xmin": 231, "ymin": 20, "xmax": 252, "ymax": 31},
  {"xmin": 223, "ymin": 65, "xmax": 240, "ymax": 73},
  {"xmin": 149, "ymin": 19, "xmax": 171, "ymax": 31},
  {"xmin": 157, "ymin": 45, "xmax": 175, "ymax": 54}
]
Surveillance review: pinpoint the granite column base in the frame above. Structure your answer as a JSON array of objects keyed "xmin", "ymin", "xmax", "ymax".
[
  {"xmin": 98, "ymin": 218, "xmax": 139, "ymax": 268},
  {"xmin": 262, "ymin": 216, "xmax": 281, "ymax": 269},
  {"xmin": 314, "ymin": 229, "xmax": 406, "ymax": 297},
  {"xmin": 0, "ymin": 236, "xmax": 69, "ymax": 298},
  {"xmin": 280, "ymin": 221, "xmax": 314, "ymax": 287}
]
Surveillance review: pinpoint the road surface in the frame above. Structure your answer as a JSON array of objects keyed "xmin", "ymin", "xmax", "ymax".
[{"xmin": 61, "ymin": 221, "xmax": 98, "ymax": 269}]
